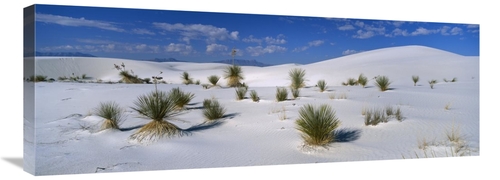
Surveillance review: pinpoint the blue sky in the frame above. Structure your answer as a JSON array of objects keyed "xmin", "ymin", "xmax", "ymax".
[{"xmin": 33, "ymin": 4, "xmax": 480, "ymax": 65}]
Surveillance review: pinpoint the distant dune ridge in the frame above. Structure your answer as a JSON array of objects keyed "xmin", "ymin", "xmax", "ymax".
[{"xmin": 30, "ymin": 45, "xmax": 478, "ymax": 87}]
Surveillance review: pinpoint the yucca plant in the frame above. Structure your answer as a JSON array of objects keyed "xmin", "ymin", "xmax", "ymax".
[
  {"xmin": 119, "ymin": 70, "xmax": 142, "ymax": 84},
  {"xmin": 276, "ymin": 87, "xmax": 288, "ymax": 102},
  {"xmin": 143, "ymin": 78, "xmax": 151, "ymax": 84},
  {"xmin": 347, "ymin": 78, "xmax": 358, "ymax": 86},
  {"xmin": 249, "ymin": 90, "xmax": 260, "ymax": 102},
  {"xmin": 203, "ymin": 99, "xmax": 226, "ymax": 121},
  {"xmin": 317, "ymin": 80, "xmax": 327, "ymax": 92},
  {"xmin": 295, "ymin": 104, "xmax": 341, "ymax": 146},
  {"xmin": 208, "ymin": 75, "xmax": 220, "ymax": 86},
  {"xmin": 29, "ymin": 75, "xmax": 47, "ymax": 82},
  {"xmin": 451, "ymin": 77, "xmax": 457, "ymax": 82},
  {"xmin": 289, "ymin": 68, "xmax": 306, "ymax": 89},
  {"xmin": 428, "ymin": 79, "xmax": 438, "ymax": 89},
  {"xmin": 291, "ymin": 88, "xmax": 300, "ymax": 100},
  {"xmin": 395, "ymin": 107, "xmax": 403, "ymax": 122},
  {"xmin": 412, "ymin": 75, "xmax": 419, "ymax": 86},
  {"xmin": 168, "ymin": 87, "xmax": 195, "ymax": 110},
  {"xmin": 358, "ymin": 74, "xmax": 368, "ymax": 88},
  {"xmin": 374, "ymin": 76, "xmax": 391, "ymax": 91},
  {"xmin": 181, "ymin": 71, "xmax": 194, "ymax": 85},
  {"xmin": 94, "ymin": 101, "xmax": 124, "ymax": 131},
  {"xmin": 129, "ymin": 90, "xmax": 183, "ymax": 143},
  {"xmin": 235, "ymin": 87, "xmax": 248, "ymax": 101},
  {"xmin": 224, "ymin": 65, "xmax": 244, "ymax": 87}
]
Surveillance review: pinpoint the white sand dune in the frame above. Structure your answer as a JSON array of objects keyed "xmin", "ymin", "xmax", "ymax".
[{"xmin": 25, "ymin": 45, "xmax": 479, "ymax": 175}]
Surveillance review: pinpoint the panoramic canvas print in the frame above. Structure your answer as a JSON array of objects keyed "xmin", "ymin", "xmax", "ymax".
[{"xmin": 23, "ymin": 4, "xmax": 479, "ymax": 176}]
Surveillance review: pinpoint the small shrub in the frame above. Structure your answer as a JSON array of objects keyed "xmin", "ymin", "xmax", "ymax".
[
  {"xmin": 249, "ymin": 90, "xmax": 260, "ymax": 102},
  {"xmin": 347, "ymin": 78, "xmax": 358, "ymax": 86},
  {"xmin": 445, "ymin": 102, "xmax": 451, "ymax": 110},
  {"xmin": 428, "ymin": 79, "xmax": 438, "ymax": 89},
  {"xmin": 451, "ymin": 77, "xmax": 457, "ymax": 82},
  {"xmin": 119, "ymin": 70, "xmax": 142, "ymax": 84},
  {"xmin": 181, "ymin": 71, "xmax": 194, "ymax": 85},
  {"xmin": 364, "ymin": 108, "xmax": 387, "ymax": 126},
  {"xmin": 29, "ymin": 75, "xmax": 47, "ymax": 82},
  {"xmin": 374, "ymin": 76, "xmax": 391, "ymax": 91},
  {"xmin": 289, "ymin": 68, "xmax": 306, "ymax": 89},
  {"xmin": 208, "ymin": 75, "xmax": 220, "ymax": 86},
  {"xmin": 317, "ymin": 80, "xmax": 327, "ymax": 92},
  {"xmin": 82, "ymin": 74, "xmax": 87, "ymax": 79},
  {"xmin": 224, "ymin": 65, "xmax": 244, "ymax": 87},
  {"xmin": 395, "ymin": 107, "xmax": 403, "ymax": 122},
  {"xmin": 235, "ymin": 87, "xmax": 248, "ymax": 101},
  {"xmin": 195, "ymin": 80, "xmax": 200, "ymax": 85},
  {"xmin": 445, "ymin": 123, "xmax": 463, "ymax": 143},
  {"xmin": 201, "ymin": 84, "xmax": 210, "ymax": 89},
  {"xmin": 276, "ymin": 87, "xmax": 288, "ymax": 102},
  {"xmin": 202, "ymin": 99, "xmax": 226, "ymax": 121},
  {"xmin": 168, "ymin": 87, "xmax": 195, "ymax": 110},
  {"xmin": 295, "ymin": 104, "xmax": 341, "ymax": 146},
  {"xmin": 412, "ymin": 75, "xmax": 419, "ymax": 86},
  {"xmin": 443, "ymin": 78, "xmax": 449, "ymax": 83},
  {"xmin": 291, "ymin": 88, "xmax": 300, "ymax": 99},
  {"xmin": 94, "ymin": 101, "xmax": 124, "ymax": 130},
  {"xmin": 143, "ymin": 78, "xmax": 151, "ymax": 84},
  {"xmin": 58, "ymin": 76, "xmax": 68, "ymax": 81},
  {"xmin": 358, "ymin": 74, "xmax": 368, "ymax": 88},
  {"xmin": 385, "ymin": 105, "xmax": 394, "ymax": 116}
]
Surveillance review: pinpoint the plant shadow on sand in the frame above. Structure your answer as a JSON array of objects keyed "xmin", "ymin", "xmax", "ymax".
[{"xmin": 332, "ymin": 128, "xmax": 362, "ymax": 142}]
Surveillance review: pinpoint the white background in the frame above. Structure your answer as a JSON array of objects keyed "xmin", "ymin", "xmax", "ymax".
[{"xmin": 1, "ymin": 0, "xmax": 497, "ymax": 179}]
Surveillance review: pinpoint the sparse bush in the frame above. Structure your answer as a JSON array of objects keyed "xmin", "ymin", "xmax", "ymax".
[
  {"xmin": 250, "ymin": 90, "xmax": 260, "ymax": 102},
  {"xmin": 295, "ymin": 104, "xmax": 341, "ymax": 146},
  {"xmin": 289, "ymin": 68, "xmax": 306, "ymax": 89},
  {"xmin": 235, "ymin": 87, "xmax": 248, "ymax": 101},
  {"xmin": 375, "ymin": 76, "xmax": 391, "ymax": 91},
  {"xmin": 119, "ymin": 70, "xmax": 142, "ymax": 84},
  {"xmin": 224, "ymin": 65, "xmax": 244, "ymax": 87},
  {"xmin": 195, "ymin": 80, "xmax": 200, "ymax": 85},
  {"xmin": 445, "ymin": 123, "xmax": 463, "ymax": 143},
  {"xmin": 201, "ymin": 84, "xmax": 210, "ymax": 89},
  {"xmin": 58, "ymin": 76, "xmax": 68, "ymax": 81},
  {"xmin": 129, "ymin": 90, "xmax": 183, "ymax": 143},
  {"xmin": 82, "ymin": 74, "xmax": 87, "ymax": 79},
  {"xmin": 94, "ymin": 101, "xmax": 124, "ymax": 130},
  {"xmin": 428, "ymin": 79, "xmax": 438, "ymax": 89},
  {"xmin": 443, "ymin": 78, "xmax": 449, "ymax": 83},
  {"xmin": 203, "ymin": 99, "xmax": 226, "ymax": 121},
  {"xmin": 208, "ymin": 75, "xmax": 220, "ymax": 86},
  {"xmin": 143, "ymin": 78, "xmax": 151, "ymax": 84},
  {"xmin": 445, "ymin": 102, "xmax": 451, "ymax": 110},
  {"xmin": 291, "ymin": 88, "xmax": 300, "ymax": 99},
  {"xmin": 181, "ymin": 71, "xmax": 194, "ymax": 85},
  {"xmin": 358, "ymin": 74, "xmax": 368, "ymax": 88},
  {"xmin": 364, "ymin": 108, "xmax": 387, "ymax": 126},
  {"xmin": 412, "ymin": 75, "xmax": 419, "ymax": 86},
  {"xmin": 276, "ymin": 87, "xmax": 288, "ymax": 102},
  {"xmin": 451, "ymin": 77, "xmax": 457, "ymax": 82},
  {"xmin": 317, "ymin": 80, "xmax": 327, "ymax": 92},
  {"xmin": 168, "ymin": 87, "xmax": 195, "ymax": 110},
  {"xmin": 385, "ymin": 105, "xmax": 394, "ymax": 116},
  {"xmin": 395, "ymin": 107, "xmax": 403, "ymax": 122},
  {"xmin": 347, "ymin": 78, "xmax": 358, "ymax": 86},
  {"xmin": 29, "ymin": 75, "xmax": 47, "ymax": 82}
]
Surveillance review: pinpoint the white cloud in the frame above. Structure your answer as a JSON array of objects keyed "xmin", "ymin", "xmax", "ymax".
[
  {"xmin": 342, "ymin": 49, "xmax": 358, "ymax": 55},
  {"xmin": 440, "ymin": 26, "xmax": 451, "ymax": 35},
  {"xmin": 181, "ymin": 37, "xmax": 190, "ymax": 44},
  {"xmin": 308, "ymin": 40, "xmax": 324, "ymax": 47},
  {"xmin": 265, "ymin": 36, "xmax": 287, "ymax": 44},
  {"xmin": 35, "ymin": 13, "xmax": 125, "ymax": 32},
  {"xmin": 364, "ymin": 25, "xmax": 386, "ymax": 35},
  {"xmin": 411, "ymin": 27, "xmax": 438, "ymax": 36},
  {"xmin": 242, "ymin": 35, "xmax": 263, "ymax": 44},
  {"xmin": 243, "ymin": 35, "xmax": 287, "ymax": 45},
  {"xmin": 292, "ymin": 46, "xmax": 309, "ymax": 52},
  {"xmin": 353, "ymin": 30, "xmax": 375, "ymax": 39},
  {"xmin": 450, "ymin": 27, "xmax": 463, "ymax": 35},
  {"xmin": 338, "ymin": 24, "xmax": 355, "ymax": 31},
  {"xmin": 135, "ymin": 44, "xmax": 147, "ymax": 50},
  {"xmin": 206, "ymin": 44, "xmax": 228, "ymax": 53},
  {"xmin": 153, "ymin": 23, "xmax": 239, "ymax": 43},
  {"xmin": 392, "ymin": 21, "xmax": 405, "ymax": 27},
  {"xmin": 132, "ymin": 28, "xmax": 155, "ymax": 35},
  {"xmin": 467, "ymin": 24, "xmax": 479, "ymax": 29},
  {"xmin": 164, "ymin": 43, "xmax": 193, "ymax": 55},
  {"xmin": 246, "ymin": 45, "xmax": 287, "ymax": 56},
  {"xmin": 293, "ymin": 40, "xmax": 324, "ymax": 52},
  {"xmin": 388, "ymin": 28, "xmax": 410, "ymax": 37},
  {"xmin": 355, "ymin": 21, "xmax": 365, "ymax": 27}
]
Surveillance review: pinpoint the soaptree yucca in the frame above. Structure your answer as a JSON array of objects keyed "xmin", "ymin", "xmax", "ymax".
[
  {"xmin": 202, "ymin": 99, "xmax": 226, "ymax": 121},
  {"xmin": 412, "ymin": 75, "xmax": 419, "ymax": 86},
  {"xmin": 181, "ymin": 71, "xmax": 194, "ymax": 85},
  {"xmin": 224, "ymin": 65, "xmax": 244, "ymax": 87},
  {"xmin": 295, "ymin": 104, "xmax": 341, "ymax": 146},
  {"xmin": 249, "ymin": 90, "xmax": 260, "ymax": 102},
  {"xmin": 208, "ymin": 75, "xmax": 220, "ymax": 86},
  {"xmin": 94, "ymin": 101, "xmax": 124, "ymax": 131},
  {"xmin": 168, "ymin": 87, "xmax": 195, "ymax": 110},
  {"xmin": 289, "ymin": 68, "xmax": 306, "ymax": 89},
  {"xmin": 276, "ymin": 87, "xmax": 288, "ymax": 102},
  {"xmin": 358, "ymin": 74, "xmax": 368, "ymax": 88},
  {"xmin": 235, "ymin": 87, "xmax": 248, "ymax": 100},
  {"xmin": 119, "ymin": 70, "xmax": 142, "ymax": 84},
  {"xmin": 317, "ymin": 79, "xmax": 327, "ymax": 92},
  {"xmin": 375, "ymin": 76, "xmax": 391, "ymax": 91},
  {"xmin": 130, "ymin": 91, "xmax": 183, "ymax": 143}
]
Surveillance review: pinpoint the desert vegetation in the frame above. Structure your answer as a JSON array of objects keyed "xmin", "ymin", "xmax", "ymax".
[
  {"xmin": 94, "ymin": 101, "xmax": 124, "ymax": 131},
  {"xmin": 224, "ymin": 65, "xmax": 244, "ymax": 87},
  {"xmin": 207, "ymin": 75, "xmax": 220, "ymax": 87},
  {"xmin": 276, "ymin": 87, "xmax": 288, "ymax": 102},
  {"xmin": 289, "ymin": 68, "xmax": 306, "ymax": 89},
  {"xmin": 364, "ymin": 105, "xmax": 403, "ymax": 126},
  {"xmin": 202, "ymin": 99, "xmax": 226, "ymax": 121},
  {"xmin": 168, "ymin": 87, "xmax": 195, "ymax": 110},
  {"xmin": 295, "ymin": 104, "xmax": 341, "ymax": 147},
  {"xmin": 181, "ymin": 72, "xmax": 194, "ymax": 85},
  {"xmin": 374, "ymin": 76, "xmax": 391, "ymax": 91},
  {"xmin": 235, "ymin": 87, "xmax": 248, "ymax": 101},
  {"xmin": 28, "ymin": 75, "xmax": 48, "ymax": 82},
  {"xmin": 428, "ymin": 79, "xmax": 438, "ymax": 89},
  {"xmin": 412, "ymin": 75, "xmax": 419, "ymax": 86},
  {"xmin": 317, "ymin": 80, "xmax": 327, "ymax": 92},
  {"xmin": 249, "ymin": 90, "xmax": 260, "ymax": 102},
  {"xmin": 357, "ymin": 74, "xmax": 368, "ymax": 88}
]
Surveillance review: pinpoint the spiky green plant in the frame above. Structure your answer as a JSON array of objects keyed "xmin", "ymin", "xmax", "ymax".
[
  {"xmin": 29, "ymin": 75, "xmax": 47, "ymax": 82},
  {"xmin": 130, "ymin": 91, "xmax": 183, "ymax": 143},
  {"xmin": 451, "ymin": 77, "xmax": 457, "ymax": 82},
  {"xmin": 291, "ymin": 88, "xmax": 300, "ymax": 99},
  {"xmin": 223, "ymin": 65, "xmax": 244, "ymax": 87},
  {"xmin": 208, "ymin": 75, "xmax": 220, "ymax": 86},
  {"xmin": 202, "ymin": 99, "xmax": 226, "ymax": 121},
  {"xmin": 395, "ymin": 107, "xmax": 403, "ymax": 122},
  {"xmin": 235, "ymin": 87, "xmax": 248, "ymax": 101},
  {"xmin": 364, "ymin": 108, "xmax": 387, "ymax": 126},
  {"xmin": 82, "ymin": 74, "xmax": 87, "ymax": 79},
  {"xmin": 181, "ymin": 71, "xmax": 194, "ymax": 85},
  {"xmin": 276, "ymin": 87, "xmax": 288, "ymax": 102},
  {"xmin": 385, "ymin": 105, "xmax": 394, "ymax": 116},
  {"xmin": 358, "ymin": 74, "xmax": 368, "ymax": 88},
  {"xmin": 143, "ymin": 78, "xmax": 151, "ymax": 84},
  {"xmin": 375, "ymin": 76, "xmax": 391, "ymax": 91},
  {"xmin": 295, "ymin": 104, "xmax": 341, "ymax": 146},
  {"xmin": 347, "ymin": 78, "xmax": 358, "ymax": 86},
  {"xmin": 58, "ymin": 76, "xmax": 68, "ymax": 81},
  {"xmin": 428, "ymin": 79, "xmax": 438, "ymax": 89},
  {"xmin": 289, "ymin": 68, "xmax": 306, "ymax": 89},
  {"xmin": 119, "ymin": 70, "xmax": 142, "ymax": 84},
  {"xmin": 412, "ymin": 75, "xmax": 419, "ymax": 86},
  {"xmin": 168, "ymin": 87, "xmax": 195, "ymax": 110},
  {"xmin": 317, "ymin": 80, "xmax": 327, "ymax": 92},
  {"xmin": 94, "ymin": 101, "xmax": 124, "ymax": 130},
  {"xmin": 249, "ymin": 90, "xmax": 260, "ymax": 102}
]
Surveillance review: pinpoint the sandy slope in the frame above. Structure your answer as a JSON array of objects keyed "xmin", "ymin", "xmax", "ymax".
[{"xmin": 26, "ymin": 45, "xmax": 479, "ymax": 175}]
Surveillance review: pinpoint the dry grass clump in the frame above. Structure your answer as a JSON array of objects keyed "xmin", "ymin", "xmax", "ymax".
[
  {"xmin": 276, "ymin": 87, "xmax": 288, "ymax": 102},
  {"xmin": 181, "ymin": 71, "xmax": 194, "ymax": 85},
  {"xmin": 295, "ymin": 104, "xmax": 341, "ymax": 147},
  {"xmin": 119, "ymin": 70, "xmax": 142, "ymax": 84},
  {"xmin": 202, "ymin": 99, "xmax": 226, "ymax": 121},
  {"xmin": 235, "ymin": 87, "xmax": 248, "ymax": 101},
  {"xmin": 29, "ymin": 75, "xmax": 48, "ymax": 82},
  {"xmin": 291, "ymin": 87, "xmax": 300, "ymax": 100},
  {"xmin": 94, "ymin": 101, "xmax": 125, "ymax": 130},
  {"xmin": 364, "ymin": 105, "xmax": 403, "ymax": 126},
  {"xmin": 249, "ymin": 90, "xmax": 260, "ymax": 102}
]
